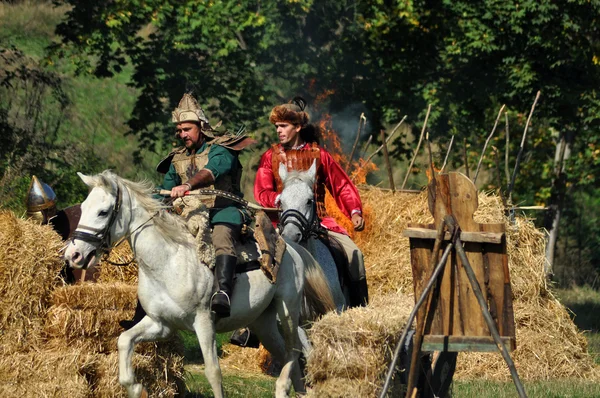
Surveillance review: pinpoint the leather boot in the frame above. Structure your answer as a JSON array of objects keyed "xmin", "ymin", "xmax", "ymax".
[
  {"xmin": 211, "ymin": 254, "xmax": 237, "ymax": 317},
  {"xmin": 119, "ymin": 299, "xmax": 146, "ymax": 330}
]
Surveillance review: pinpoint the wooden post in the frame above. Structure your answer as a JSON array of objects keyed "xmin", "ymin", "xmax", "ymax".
[
  {"xmin": 507, "ymin": 91, "xmax": 541, "ymax": 202},
  {"xmin": 380, "ymin": 129, "xmax": 396, "ymax": 192},
  {"xmin": 504, "ymin": 112, "xmax": 510, "ymax": 187},
  {"xmin": 440, "ymin": 135, "xmax": 454, "ymax": 174},
  {"xmin": 364, "ymin": 116, "xmax": 407, "ymax": 164},
  {"xmin": 347, "ymin": 113, "xmax": 366, "ymax": 172},
  {"xmin": 474, "ymin": 104, "xmax": 506, "ymax": 184},
  {"xmin": 360, "ymin": 134, "xmax": 372, "ymax": 160},
  {"xmin": 463, "ymin": 137, "xmax": 470, "ymax": 179},
  {"xmin": 401, "ymin": 105, "xmax": 431, "ymax": 190}
]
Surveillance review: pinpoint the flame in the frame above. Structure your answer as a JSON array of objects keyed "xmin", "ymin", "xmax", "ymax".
[{"xmin": 310, "ymin": 89, "xmax": 378, "ymax": 235}]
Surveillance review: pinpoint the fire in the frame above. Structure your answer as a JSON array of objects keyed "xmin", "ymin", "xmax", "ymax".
[{"xmin": 319, "ymin": 114, "xmax": 348, "ymax": 170}]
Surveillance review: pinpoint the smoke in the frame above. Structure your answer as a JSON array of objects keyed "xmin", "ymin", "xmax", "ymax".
[{"xmin": 315, "ymin": 102, "xmax": 372, "ymax": 154}]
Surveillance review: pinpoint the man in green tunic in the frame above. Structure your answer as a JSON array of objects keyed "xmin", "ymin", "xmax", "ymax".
[{"xmin": 161, "ymin": 93, "xmax": 248, "ymax": 317}]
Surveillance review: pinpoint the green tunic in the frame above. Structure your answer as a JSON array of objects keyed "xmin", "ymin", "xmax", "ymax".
[{"xmin": 158, "ymin": 142, "xmax": 245, "ymax": 225}]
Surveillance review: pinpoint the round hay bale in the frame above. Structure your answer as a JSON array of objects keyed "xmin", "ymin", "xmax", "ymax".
[{"xmin": 0, "ymin": 210, "xmax": 65, "ymax": 353}]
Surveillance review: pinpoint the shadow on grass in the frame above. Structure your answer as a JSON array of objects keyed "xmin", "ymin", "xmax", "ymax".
[{"xmin": 180, "ymin": 331, "xmax": 233, "ymax": 364}]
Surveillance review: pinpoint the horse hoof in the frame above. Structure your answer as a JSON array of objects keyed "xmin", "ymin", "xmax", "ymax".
[{"xmin": 140, "ymin": 387, "xmax": 148, "ymax": 398}]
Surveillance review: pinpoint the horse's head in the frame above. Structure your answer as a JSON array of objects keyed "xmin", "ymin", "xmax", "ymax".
[
  {"xmin": 64, "ymin": 171, "xmax": 129, "ymax": 269},
  {"xmin": 278, "ymin": 160, "xmax": 319, "ymax": 243}
]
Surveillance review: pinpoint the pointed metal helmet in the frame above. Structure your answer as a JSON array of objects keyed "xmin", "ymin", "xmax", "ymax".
[
  {"xmin": 171, "ymin": 93, "xmax": 216, "ymax": 138},
  {"xmin": 26, "ymin": 175, "xmax": 58, "ymax": 224},
  {"xmin": 26, "ymin": 175, "xmax": 57, "ymax": 212}
]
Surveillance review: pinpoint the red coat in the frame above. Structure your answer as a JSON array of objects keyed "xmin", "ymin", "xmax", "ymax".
[{"xmin": 254, "ymin": 143, "xmax": 363, "ymax": 235}]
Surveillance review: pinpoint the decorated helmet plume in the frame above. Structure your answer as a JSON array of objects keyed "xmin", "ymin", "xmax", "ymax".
[
  {"xmin": 172, "ymin": 93, "xmax": 216, "ymax": 138},
  {"xmin": 269, "ymin": 96, "xmax": 310, "ymax": 126}
]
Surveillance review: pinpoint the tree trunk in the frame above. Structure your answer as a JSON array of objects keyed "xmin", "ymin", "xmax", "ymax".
[{"xmin": 544, "ymin": 131, "xmax": 572, "ymax": 278}]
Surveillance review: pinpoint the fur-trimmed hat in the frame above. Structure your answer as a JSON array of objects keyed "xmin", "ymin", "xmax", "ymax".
[
  {"xmin": 269, "ymin": 96, "xmax": 310, "ymax": 126},
  {"xmin": 172, "ymin": 93, "xmax": 216, "ymax": 138}
]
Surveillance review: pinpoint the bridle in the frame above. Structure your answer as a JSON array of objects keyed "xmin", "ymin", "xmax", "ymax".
[
  {"xmin": 70, "ymin": 183, "xmax": 123, "ymax": 267},
  {"xmin": 279, "ymin": 198, "xmax": 326, "ymax": 241}
]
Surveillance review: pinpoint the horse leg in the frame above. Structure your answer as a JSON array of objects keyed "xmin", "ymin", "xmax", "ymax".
[
  {"xmin": 250, "ymin": 306, "xmax": 305, "ymax": 397},
  {"xmin": 275, "ymin": 298, "xmax": 304, "ymax": 398},
  {"xmin": 193, "ymin": 311, "xmax": 224, "ymax": 398},
  {"xmin": 117, "ymin": 316, "xmax": 172, "ymax": 398}
]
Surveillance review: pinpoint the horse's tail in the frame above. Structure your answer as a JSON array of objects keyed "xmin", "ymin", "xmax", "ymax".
[{"xmin": 286, "ymin": 240, "xmax": 336, "ymax": 320}]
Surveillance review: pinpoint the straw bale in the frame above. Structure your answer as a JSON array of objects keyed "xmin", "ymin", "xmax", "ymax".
[
  {"xmin": 50, "ymin": 282, "xmax": 138, "ymax": 310},
  {"xmin": 44, "ymin": 304, "xmax": 134, "ymax": 341},
  {"xmin": 306, "ymin": 291, "xmax": 412, "ymax": 387},
  {"xmin": 307, "ymin": 377, "xmax": 387, "ymax": 398},
  {"xmin": 0, "ymin": 210, "xmax": 65, "ymax": 353},
  {"xmin": 220, "ymin": 343, "xmax": 265, "ymax": 373},
  {"xmin": 96, "ymin": 241, "xmax": 139, "ymax": 284},
  {"xmin": 0, "ymin": 380, "xmax": 90, "ymax": 398},
  {"xmin": 88, "ymin": 349, "xmax": 185, "ymax": 398}
]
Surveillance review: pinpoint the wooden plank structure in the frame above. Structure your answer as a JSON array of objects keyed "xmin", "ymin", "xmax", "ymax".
[{"xmin": 403, "ymin": 171, "xmax": 516, "ymax": 352}]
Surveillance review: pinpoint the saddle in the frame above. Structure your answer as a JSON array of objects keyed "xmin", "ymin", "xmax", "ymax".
[{"xmin": 178, "ymin": 197, "xmax": 285, "ymax": 282}]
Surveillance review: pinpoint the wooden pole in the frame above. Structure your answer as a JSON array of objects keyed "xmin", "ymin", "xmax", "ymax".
[
  {"xmin": 492, "ymin": 146, "xmax": 508, "ymax": 207},
  {"xmin": 347, "ymin": 113, "xmax": 366, "ymax": 172},
  {"xmin": 440, "ymin": 135, "xmax": 454, "ymax": 174},
  {"xmin": 360, "ymin": 134, "xmax": 373, "ymax": 160},
  {"xmin": 504, "ymin": 112, "xmax": 510, "ymax": 187},
  {"xmin": 401, "ymin": 105, "xmax": 431, "ymax": 190},
  {"xmin": 364, "ymin": 115, "xmax": 407, "ymax": 164},
  {"xmin": 507, "ymin": 90, "xmax": 541, "ymax": 202},
  {"xmin": 474, "ymin": 104, "xmax": 506, "ymax": 184},
  {"xmin": 463, "ymin": 137, "xmax": 470, "ymax": 179},
  {"xmin": 380, "ymin": 129, "xmax": 396, "ymax": 192}
]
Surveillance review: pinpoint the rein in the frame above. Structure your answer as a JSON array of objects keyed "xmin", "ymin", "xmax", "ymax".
[{"xmin": 279, "ymin": 200, "xmax": 326, "ymax": 241}]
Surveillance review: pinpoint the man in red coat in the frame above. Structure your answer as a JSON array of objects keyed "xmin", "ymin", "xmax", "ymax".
[{"xmin": 254, "ymin": 97, "xmax": 368, "ymax": 307}]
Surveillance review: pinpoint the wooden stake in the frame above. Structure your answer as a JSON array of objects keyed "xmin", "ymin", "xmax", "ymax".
[
  {"xmin": 463, "ymin": 137, "xmax": 470, "ymax": 179},
  {"xmin": 504, "ymin": 112, "xmax": 510, "ymax": 187},
  {"xmin": 401, "ymin": 105, "xmax": 431, "ymax": 190},
  {"xmin": 347, "ymin": 113, "xmax": 366, "ymax": 172},
  {"xmin": 440, "ymin": 135, "xmax": 455, "ymax": 174},
  {"xmin": 507, "ymin": 90, "xmax": 541, "ymax": 202},
  {"xmin": 492, "ymin": 146, "xmax": 507, "ymax": 207},
  {"xmin": 380, "ymin": 129, "xmax": 396, "ymax": 192},
  {"xmin": 364, "ymin": 115, "xmax": 407, "ymax": 164},
  {"xmin": 360, "ymin": 134, "xmax": 373, "ymax": 160},
  {"xmin": 474, "ymin": 104, "xmax": 506, "ymax": 184}
]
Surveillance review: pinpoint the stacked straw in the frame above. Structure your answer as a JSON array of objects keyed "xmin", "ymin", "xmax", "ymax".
[
  {"xmin": 0, "ymin": 211, "xmax": 185, "ymax": 396},
  {"xmin": 303, "ymin": 188, "xmax": 600, "ymax": 396},
  {"xmin": 0, "ymin": 211, "xmax": 65, "ymax": 354}
]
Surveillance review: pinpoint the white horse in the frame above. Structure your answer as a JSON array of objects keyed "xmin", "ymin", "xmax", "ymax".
[
  {"xmin": 63, "ymin": 171, "xmax": 335, "ymax": 398},
  {"xmin": 277, "ymin": 162, "xmax": 349, "ymax": 311}
]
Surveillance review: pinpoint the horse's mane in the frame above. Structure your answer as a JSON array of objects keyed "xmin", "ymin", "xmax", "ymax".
[{"xmin": 91, "ymin": 170, "xmax": 192, "ymax": 246}]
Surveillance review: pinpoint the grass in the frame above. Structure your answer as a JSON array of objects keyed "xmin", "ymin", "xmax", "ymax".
[
  {"xmin": 452, "ymin": 379, "xmax": 600, "ymax": 398},
  {"xmin": 555, "ymin": 286, "xmax": 600, "ymax": 365},
  {"xmin": 185, "ymin": 365, "xmax": 276, "ymax": 398},
  {"xmin": 180, "ymin": 331, "xmax": 233, "ymax": 364}
]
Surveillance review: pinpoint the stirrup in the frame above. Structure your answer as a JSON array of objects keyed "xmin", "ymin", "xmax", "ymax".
[{"xmin": 211, "ymin": 290, "xmax": 231, "ymax": 317}]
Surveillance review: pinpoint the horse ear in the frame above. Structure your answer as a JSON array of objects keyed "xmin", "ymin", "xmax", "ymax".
[
  {"xmin": 77, "ymin": 172, "xmax": 94, "ymax": 187},
  {"xmin": 279, "ymin": 162, "xmax": 288, "ymax": 183},
  {"xmin": 307, "ymin": 159, "xmax": 317, "ymax": 182}
]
